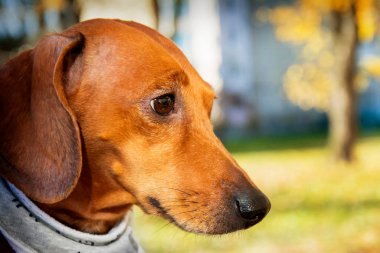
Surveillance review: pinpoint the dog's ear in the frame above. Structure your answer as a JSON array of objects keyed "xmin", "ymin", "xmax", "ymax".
[{"xmin": 0, "ymin": 33, "xmax": 84, "ymax": 204}]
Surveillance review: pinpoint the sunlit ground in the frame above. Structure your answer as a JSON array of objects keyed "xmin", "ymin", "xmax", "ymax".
[{"xmin": 133, "ymin": 132, "xmax": 380, "ymax": 253}]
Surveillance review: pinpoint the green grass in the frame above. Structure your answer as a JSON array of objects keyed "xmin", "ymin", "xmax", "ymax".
[{"xmin": 133, "ymin": 132, "xmax": 380, "ymax": 253}]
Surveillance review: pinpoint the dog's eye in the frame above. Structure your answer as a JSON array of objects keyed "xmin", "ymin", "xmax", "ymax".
[{"xmin": 150, "ymin": 94, "xmax": 175, "ymax": 116}]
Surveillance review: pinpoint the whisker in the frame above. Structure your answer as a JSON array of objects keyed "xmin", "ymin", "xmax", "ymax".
[
  {"xmin": 180, "ymin": 215, "xmax": 198, "ymax": 230},
  {"xmin": 167, "ymin": 187, "xmax": 193, "ymax": 196},
  {"xmin": 182, "ymin": 188, "xmax": 200, "ymax": 195},
  {"xmin": 160, "ymin": 203, "xmax": 191, "ymax": 209},
  {"xmin": 153, "ymin": 221, "xmax": 174, "ymax": 234},
  {"xmin": 169, "ymin": 209, "xmax": 199, "ymax": 216},
  {"xmin": 162, "ymin": 199, "xmax": 199, "ymax": 204}
]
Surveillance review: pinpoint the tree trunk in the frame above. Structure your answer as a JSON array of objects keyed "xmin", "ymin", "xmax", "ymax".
[{"xmin": 328, "ymin": 6, "xmax": 358, "ymax": 162}]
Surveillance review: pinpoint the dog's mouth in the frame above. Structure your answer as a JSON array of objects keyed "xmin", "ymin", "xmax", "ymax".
[
  {"xmin": 141, "ymin": 188, "xmax": 271, "ymax": 235},
  {"xmin": 146, "ymin": 196, "xmax": 183, "ymax": 228}
]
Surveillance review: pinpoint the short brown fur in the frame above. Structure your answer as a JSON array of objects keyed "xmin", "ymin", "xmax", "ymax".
[{"xmin": 0, "ymin": 19, "xmax": 269, "ymax": 235}]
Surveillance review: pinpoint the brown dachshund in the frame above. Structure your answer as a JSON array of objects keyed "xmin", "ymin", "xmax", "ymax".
[{"xmin": 0, "ymin": 18, "xmax": 270, "ymax": 247}]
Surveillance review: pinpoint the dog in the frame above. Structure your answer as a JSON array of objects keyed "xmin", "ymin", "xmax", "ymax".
[{"xmin": 0, "ymin": 19, "xmax": 270, "ymax": 252}]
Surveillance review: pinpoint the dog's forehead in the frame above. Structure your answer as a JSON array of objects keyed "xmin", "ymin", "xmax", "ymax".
[
  {"xmin": 70, "ymin": 20, "xmax": 212, "ymax": 89},
  {"xmin": 83, "ymin": 24, "xmax": 176, "ymax": 65},
  {"xmin": 67, "ymin": 19, "xmax": 215, "ymax": 100}
]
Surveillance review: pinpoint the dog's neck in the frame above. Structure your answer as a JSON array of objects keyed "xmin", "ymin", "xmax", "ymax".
[
  {"xmin": 0, "ymin": 179, "xmax": 143, "ymax": 252},
  {"xmin": 38, "ymin": 162, "xmax": 135, "ymax": 234}
]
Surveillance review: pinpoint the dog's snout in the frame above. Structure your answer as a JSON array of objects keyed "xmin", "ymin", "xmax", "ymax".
[{"xmin": 234, "ymin": 193, "xmax": 271, "ymax": 225}]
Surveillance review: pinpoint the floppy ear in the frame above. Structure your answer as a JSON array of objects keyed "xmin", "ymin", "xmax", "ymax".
[{"xmin": 0, "ymin": 33, "xmax": 84, "ymax": 204}]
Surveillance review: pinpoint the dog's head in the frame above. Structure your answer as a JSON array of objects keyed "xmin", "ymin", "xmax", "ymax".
[{"xmin": 0, "ymin": 19, "xmax": 270, "ymax": 234}]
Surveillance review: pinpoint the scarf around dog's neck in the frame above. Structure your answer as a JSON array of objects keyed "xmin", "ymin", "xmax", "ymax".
[{"xmin": 0, "ymin": 178, "xmax": 144, "ymax": 253}]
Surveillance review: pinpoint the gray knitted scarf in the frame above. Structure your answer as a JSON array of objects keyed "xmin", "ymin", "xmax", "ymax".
[{"xmin": 0, "ymin": 178, "xmax": 144, "ymax": 253}]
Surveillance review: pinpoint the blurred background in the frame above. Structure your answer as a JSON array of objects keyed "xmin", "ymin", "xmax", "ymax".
[{"xmin": 1, "ymin": 0, "xmax": 380, "ymax": 252}]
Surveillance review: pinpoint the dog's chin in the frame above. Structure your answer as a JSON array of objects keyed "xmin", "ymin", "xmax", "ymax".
[
  {"xmin": 140, "ymin": 189, "xmax": 271, "ymax": 235},
  {"xmin": 171, "ymin": 213, "xmax": 265, "ymax": 235},
  {"xmin": 141, "ymin": 199, "xmax": 265, "ymax": 235}
]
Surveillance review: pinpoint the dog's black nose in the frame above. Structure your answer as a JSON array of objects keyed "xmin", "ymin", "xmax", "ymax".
[{"xmin": 235, "ymin": 193, "xmax": 271, "ymax": 223}]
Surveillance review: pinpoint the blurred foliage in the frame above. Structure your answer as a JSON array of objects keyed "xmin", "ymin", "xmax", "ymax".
[
  {"xmin": 268, "ymin": 0, "xmax": 377, "ymax": 42},
  {"xmin": 133, "ymin": 133, "xmax": 380, "ymax": 253},
  {"xmin": 362, "ymin": 56, "xmax": 380, "ymax": 78},
  {"xmin": 257, "ymin": 0, "xmax": 379, "ymax": 111}
]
